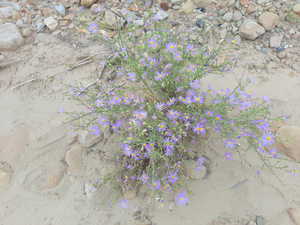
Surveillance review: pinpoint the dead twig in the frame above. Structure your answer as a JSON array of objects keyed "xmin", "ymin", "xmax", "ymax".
[{"xmin": 10, "ymin": 54, "xmax": 99, "ymax": 91}]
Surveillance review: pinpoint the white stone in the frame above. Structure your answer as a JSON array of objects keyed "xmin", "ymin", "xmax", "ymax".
[
  {"xmin": 0, "ymin": 23, "xmax": 24, "ymax": 51},
  {"xmin": 239, "ymin": 20, "xmax": 265, "ymax": 40},
  {"xmin": 44, "ymin": 16, "xmax": 58, "ymax": 31},
  {"xmin": 258, "ymin": 12, "xmax": 280, "ymax": 31}
]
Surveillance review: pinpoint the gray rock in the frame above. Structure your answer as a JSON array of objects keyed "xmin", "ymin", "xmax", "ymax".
[
  {"xmin": 239, "ymin": 20, "xmax": 265, "ymax": 40},
  {"xmin": 0, "ymin": 23, "xmax": 24, "ymax": 50},
  {"xmin": 269, "ymin": 34, "xmax": 283, "ymax": 48},
  {"xmin": 293, "ymin": 4, "xmax": 300, "ymax": 15},
  {"xmin": 54, "ymin": 4, "xmax": 66, "ymax": 16},
  {"xmin": 44, "ymin": 16, "xmax": 58, "ymax": 31},
  {"xmin": 0, "ymin": 7, "xmax": 17, "ymax": 19},
  {"xmin": 153, "ymin": 10, "xmax": 169, "ymax": 21}
]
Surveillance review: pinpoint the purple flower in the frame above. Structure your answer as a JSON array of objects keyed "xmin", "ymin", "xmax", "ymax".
[
  {"xmin": 206, "ymin": 111, "xmax": 214, "ymax": 117},
  {"xmin": 224, "ymin": 152, "xmax": 233, "ymax": 160},
  {"xmin": 155, "ymin": 71, "xmax": 167, "ymax": 81},
  {"xmin": 133, "ymin": 110, "xmax": 148, "ymax": 120},
  {"xmin": 174, "ymin": 52, "xmax": 183, "ymax": 61},
  {"xmin": 109, "ymin": 96, "xmax": 122, "ymax": 105},
  {"xmin": 122, "ymin": 144, "xmax": 133, "ymax": 156},
  {"xmin": 179, "ymin": 96, "xmax": 193, "ymax": 104},
  {"xmin": 98, "ymin": 116, "xmax": 110, "ymax": 127},
  {"xmin": 214, "ymin": 114, "xmax": 223, "ymax": 121},
  {"xmin": 127, "ymin": 72, "xmax": 136, "ymax": 81},
  {"xmin": 168, "ymin": 171, "xmax": 178, "ymax": 184},
  {"xmin": 192, "ymin": 95, "xmax": 204, "ymax": 104},
  {"xmin": 151, "ymin": 180, "xmax": 161, "ymax": 190},
  {"xmin": 253, "ymin": 120, "xmax": 270, "ymax": 131},
  {"xmin": 157, "ymin": 122, "xmax": 167, "ymax": 132},
  {"xmin": 148, "ymin": 38, "xmax": 158, "ymax": 48},
  {"xmin": 190, "ymin": 79, "xmax": 201, "ymax": 89},
  {"xmin": 167, "ymin": 97, "xmax": 177, "ymax": 106},
  {"xmin": 166, "ymin": 42, "xmax": 177, "ymax": 52},
  {"xmin": 261, "ymin": 133, "xmax": 275, "ymax": 146},
  {"xmin": 224, "ymin": 139, "xmax": 238, "ymax": 149},
  {"xmin": 118, "ymin": 199, "xmax": 129, "ymax": 208},
  {"xmin": 87, "ymin": 22, "xmax": 99, "ymax": 33},
  {"xmin": 166, "ymin": 110, "xmax": 181, "ymax": 120},
  {"xmin": 89, "ymin": 125, "xmax": 101, "ymax": 136},
  {"xmin": 112, "ymin": 120, "xmax": 122, "ymax": 132},
  {"xmin": 193, "ymin": 123, "xmax": 206, "ymax": 136},
  {"xmin": 155, "ymin": 102, "xmax": 166, "ymax": 111},
  {"xmin": 175, "ymin": 191, "xmax": 189, "ymax": 206}
]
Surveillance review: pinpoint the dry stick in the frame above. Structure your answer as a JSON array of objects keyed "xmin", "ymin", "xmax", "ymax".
[
  {"xmin": 78, "ymin": 55, "xmax": 113, "ymax": 95},
  {"xmin": 10, "ymin": 55, "xmax": 98, "ymax": 91}
]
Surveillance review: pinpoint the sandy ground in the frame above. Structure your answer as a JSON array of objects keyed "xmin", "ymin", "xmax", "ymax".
[{"xmin": 1, "ymin": 33, "xmax": 300, "ymax": 225}]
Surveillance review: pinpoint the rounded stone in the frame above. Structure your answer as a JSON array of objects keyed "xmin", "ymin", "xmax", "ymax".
[
  {"xmin": 258, "ymin": 12, "xmax": 280, "ymax": 31},
  {"xmin": 239, "ymin": 20, "xmax": 265, "ymax": 40}
]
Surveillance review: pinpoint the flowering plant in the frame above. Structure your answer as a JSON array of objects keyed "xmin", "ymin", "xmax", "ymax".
[{"xmin": 69, "ymin": 23, "xmax": 282, "ymax": 205}]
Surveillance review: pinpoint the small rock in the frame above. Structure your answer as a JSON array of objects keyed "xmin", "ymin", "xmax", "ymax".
[
  {"xmin": 293, "ymin": 4, "xmax": 300, "ymax": 16},
  {"xmin": 276, "ymin": 126, "xmax": 300, "ymax": 161},
  {"xmin": 269, "ymin": 34, "xmax": 283, "ymax": 48},
  {"xmin": 171, "ymin": 0, "xmax": 181, "ymax": 4},
  {"xmin": 258, "ymin": 12, "xmax": 280, "ymax": 31},
  {"xmin": 223, "ymin": 11, "xmax": 233, "ymax": 22},
  {"xmin": 195, "ymin": 18, "xmax": 205, "ymax": 28},
  {"xmin": 90, "ymin": 4, "xmax": 103, "ymax": 14},
  {"xmin": 277, "ymin": 51, "xmax": 286, "ymax": 59},
  {"xmin": 257, "ymin": 0, "xmax": 269, "ymax": 4},
  {"xmin": 65, "ymin": 145, "xmax": 83, "ymax": 175},
  {"xmin": 23, "ymin": 161, "xmax": 66, "ymax": 191},
  {"xmin": 256, "ymin": 216, "xmax": 265, "ymax": 225},
  {"xmin": 246, "ymin": 3, "xmax": 257, "ymax": 14},
  {"xmin": 288, "ymin": 208, "xmax": 300, "ymax": 225},
  {"xmin": 0, "ymin": 2, "xmax": 20, "ymax": 10},
  {"xmin": 0, "ymin": 23, "xmax": 24, "ymax": 51},
  {"xmin": 80, "ymin": 0, "xmax": 97, "ymax": 7},
  {"xmin": 239, "ymin": 20, "xmax": 265, "ymax": 40},
  {"xmin": 181, "ymin": 0, "xmax": 196, "ymax": 13},
  {"xmin": 0, "ymin": 162, "xmax": 13, "ymax": 190},
  {"xmin": 153, "ymin": 10, "xmax": 169, "ymax": 21},
  {"xmin": 54, "ymin": 4, "xmax": 66, "ymax": 16},
  {"xmin": 44, "ymin": 16, "xmax": 58, "ymax": 31},
  {"xmin": 21, "ymin": 27, "xmax": 33, "ymax": 37},
  {"xmin": 0, "ymin": 7, "xmax": 17, "ymax": 19},
  {"xmin": 232, "ymin": 10, "xmax": 243, "ymax": 21}
]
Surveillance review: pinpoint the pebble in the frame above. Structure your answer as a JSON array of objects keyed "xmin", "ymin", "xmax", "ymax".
[
  {"xmin": 0, "ymin": 162, "xmax": 13, "ymax": 190},
  {"xmin": 293, "ymin": 4, "xmax": 300, "ymax": 16},
  {"xmin": 239, "ymin": 20, "xmax": 265, "ymax": 40},
  {"xmin": 44, "ymin": 16, "xmax": 58, "ymax": 31},
  {"xmin": 80, "ymin": 0, "xmax": 97, "ymax": 7},
  {"xmin": 0, "ymin": 23, "xmax": 24, "ymax": 50},
  {"xmin": 288, "ymin": 208, "xmax": 300, "ymax": 225},
  {"xmin": 181, "ymin": 0, "xmax": 196, "ymax": 13},
  {"xmin": 65, "ymin": 145, "xmax": 83, "ymax": 175},
  {"xmin": 153, "ymin": 10, "xmax": 169, "ymax": 21},
  {"xmin": 258, "ymin": 12, "xmax": 280, "ymax": 31},
  {"xmin": 269, "ymin": 34, "xmax": 283, "ymax": 48},
  {"xmin": 54, "ymin": 4, "xmax": 66, "ymax": 16},
  {"xmin": 276, "ymin": 126, "xmax": 300, "ymax": 161},
  {"xmin": 21, "ymin": 27, "xmax": 32, "ymax": 37}
]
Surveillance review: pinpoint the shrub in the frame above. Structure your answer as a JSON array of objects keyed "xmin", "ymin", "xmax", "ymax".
[{"xmin": 68, "ymin": 22, "xmax": 282, "ymax": 205}]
